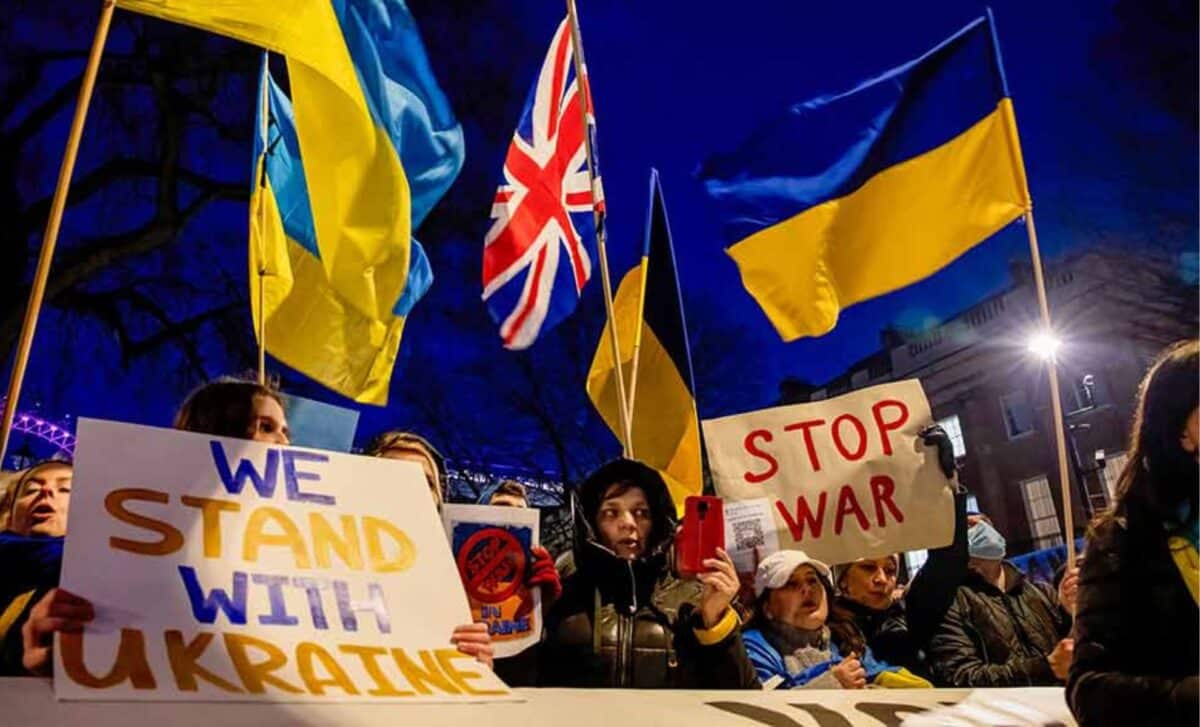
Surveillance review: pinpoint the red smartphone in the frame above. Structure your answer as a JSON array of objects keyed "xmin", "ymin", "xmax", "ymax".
[{"xmin": 676, "ymin": 495, "xmax": 725, "ymax": 577}]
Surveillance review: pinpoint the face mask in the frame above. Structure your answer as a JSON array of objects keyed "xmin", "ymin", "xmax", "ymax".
[{"xmin": 968, "ymin": 521, "xmax": 1006, "ymax": 560}]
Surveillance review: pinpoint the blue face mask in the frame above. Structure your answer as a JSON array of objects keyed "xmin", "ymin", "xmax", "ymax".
[{"xmin": 968, "ymin": 521, "xmax": 1007, "ymax": 560}]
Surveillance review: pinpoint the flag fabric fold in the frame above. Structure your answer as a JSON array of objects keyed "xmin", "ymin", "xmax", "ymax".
[
  {"xmin": 121, "ymin": 0, "xmax": 462, "ymax": 405},
  {"xmin": 697, "ymin": 15, "xmax": 1029, "ymax": 341},
  {"xmin": 587, "ymin": 170, "xmax": 702, "ymax": 511}
]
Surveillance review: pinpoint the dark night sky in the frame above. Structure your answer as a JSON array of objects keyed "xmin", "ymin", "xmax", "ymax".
[{"xmin": 1, "ymin": 0, "xmax": 1196, "ymax": 478}]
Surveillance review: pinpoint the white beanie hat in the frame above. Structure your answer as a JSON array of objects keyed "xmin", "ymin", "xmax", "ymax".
[{"xmin": 753, "ymin": 550, "xmax": 833, "ymax": 598}]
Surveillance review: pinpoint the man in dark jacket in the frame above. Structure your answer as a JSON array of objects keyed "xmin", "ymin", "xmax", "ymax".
[
  {"xmin": 539, "ymin": 458, "xmax": 758, "ymax": 688},
  {"xmin": 927, "ymin": 519, "xmax": 1075, "ymax": 687}
]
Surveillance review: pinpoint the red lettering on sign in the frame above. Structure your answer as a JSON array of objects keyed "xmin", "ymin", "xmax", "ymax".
[
  {"xmin": 833, "ymin": 485, "xmax": 870, "ymax": 535},
  {"xmin": 775, "ymin": 492, "xmax": 827, "ymax": 541},
  {"xmin": 831, "ymin": 414, "xmax": 868, "ymax": 462},
  {"xmin": 783, "ymin": 418, "xmax": 826, "ymax": 471},
  {"xmin": 871, "ymin": 399, "xmax": 909, "ymax": 456},
  {"xmin": 743, "ymin": 430, "xmax": 778, "ymax": 484},
  {"xmin": 870, "ymin": 475, "xmax": 904, "ymax": 526}
]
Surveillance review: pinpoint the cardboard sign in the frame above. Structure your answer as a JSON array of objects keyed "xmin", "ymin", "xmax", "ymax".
[
  {"xmin": 56, "ymin": 419, "xmax": 513, "ymax": 703},
  {"xmin": 442, "ymin": 505, "xmax": 541, "ymax": 659},
  {"xmin": 703, "ymin": 380, "xmax": 953, "ymax": 565}
]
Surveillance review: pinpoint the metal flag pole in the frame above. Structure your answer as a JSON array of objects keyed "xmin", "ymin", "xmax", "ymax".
[
  {"xmin": 565, "ymin": 0, "xmax": 633, "ymax": 457},
  {"xmin": 0, "ymin": 0, "xmax": 117, "ymax": 467}
]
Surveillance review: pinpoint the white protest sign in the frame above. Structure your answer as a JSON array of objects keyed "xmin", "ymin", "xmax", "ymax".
[
  {"xmin": 703, "ymin": 380, "xmax": 953, "ymax": 565},
  {"xmin": 56, "ymin": 419, "xmax": 513, "ymax": 703},
  {"xmin": 723, "ymin": 498, "xmax": 780, "ymax": 575},
  {"xmin": 442, "ymin": 504, "xmax": 541, "ymax": 659}
]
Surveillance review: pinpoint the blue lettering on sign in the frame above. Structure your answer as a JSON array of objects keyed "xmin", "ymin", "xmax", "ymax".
[
  {"xmin": 282, "ymin": 450, "xmax": 336, "ymax": 505},
  {"xmin": 253, "ymin": 573, "xmax": 299, "ymax": 626},
  {"xmin": 210, "ymin": 442, "xmax": 281, "ymax": 499},
  {"xmin": 209, "ymin": 441, "xmax": 336, "ymax": 505},
  {"xmin": 178, "ymin": 565, "xmax": 248, "ymax": 625},
  {"xmin": 292, "ymin": 577, "xmax": 331, "ymax": 630}
]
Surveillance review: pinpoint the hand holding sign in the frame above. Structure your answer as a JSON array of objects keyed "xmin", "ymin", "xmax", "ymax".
[
  {"xmin": 22, "ymin": 588, "xmax": 94, "ymax": 675},
  {"xmin": 703, "ymin": 380, "xmax": 954, "ymax": 565}
]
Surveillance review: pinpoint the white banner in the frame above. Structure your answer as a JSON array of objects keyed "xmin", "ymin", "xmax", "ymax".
[
  {"xmin": 5, "ymin": 677, "xmax": 1076, "ymax": 726},
  {"xmin": 703, "ymin": 380, "xmax": 953, "ymax": 565},
  {"xmin": 56, "ymin": 419, "xmax": 513, "ymax": 703}
]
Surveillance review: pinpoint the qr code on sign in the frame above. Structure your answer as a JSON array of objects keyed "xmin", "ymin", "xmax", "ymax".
[{"xmin": 733, "ymin": 519, "xmax": 765, "ymax": 551}]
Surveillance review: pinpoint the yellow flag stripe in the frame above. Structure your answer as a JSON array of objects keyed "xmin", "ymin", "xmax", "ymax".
[{"xmin": 726, "ymin": 99, "xmax": 1028, "ymax": 341}]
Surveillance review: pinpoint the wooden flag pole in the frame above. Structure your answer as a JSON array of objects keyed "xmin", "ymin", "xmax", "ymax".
[
  {"xmin": 0, "ymin": 0, "xmax": 116, "ymax": 467},
  {"xmin": 565, "ymin": 0, "xmax": 633, "ymax": 457},
  {"xmin": 625, "ymin": 256, "xmax": 650, "ymax": 422},
  {"xmin": 1024, "ymin": 208, "xmax": 1077, "ymax": 571},
  {"xmin": 255, "ymin": 54, "xmax": 271, "ymax": 387}
]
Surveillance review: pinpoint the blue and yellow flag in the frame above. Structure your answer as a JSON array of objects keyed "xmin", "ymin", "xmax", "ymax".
[
  {"xmin": 587, "ymin": 170, "xmax": 702, "ymax": 511},
  {"xmin": 117, "ymin": 0, "xmax": 463, "ymax": 404},
  {"xmin": 698, "ymin": 15, "xmax": 1029, "ymax": 341}
]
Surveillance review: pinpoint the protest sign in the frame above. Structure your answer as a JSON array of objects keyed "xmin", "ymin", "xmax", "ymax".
[
  {"xmin": 442, "ymin": 504, "xmax": 540, "ymax": 659},
  {"xmin": 703, "ymin": 380, "xmax": 953, "ymax": 565},
  {"xmin": 723, "ymin": 499, "xmax": 779, "ymax": 575},
  {"xmin": 56, "ymin": 419, "xmax": 513, "ymax": 703},
  {"xmin": 6, "ymin": 677, "xmax": 1078, "ymax": 727}
]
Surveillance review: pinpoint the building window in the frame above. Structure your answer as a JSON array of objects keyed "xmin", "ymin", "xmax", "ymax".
[
  {"xmin": 1020, "ymin": 475, "xmax": 1064, "ymax": 549},
  {"xmin": 1000, "ymin": 390, "xmax": 1035, "ymax": 439},
  {"xmin": 1066, "ymin": 373, "xmax": 1107, "ymax": 413},
  {"xmin": 936, "ymin": 414, "xmax": 966, "ymax": 458},
  {"xmin": 1099, "ymin": 451, "xmax": 1130, "ymax": 501},
  {"xmin": 904, "ymin": 549, "xmax": 929, "ymax": 579}
]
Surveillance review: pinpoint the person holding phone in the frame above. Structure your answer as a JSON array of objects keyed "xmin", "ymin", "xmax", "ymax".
[
  {"xmin": 744, "ymin": 550, "xmax": 931, "ymax": 689},
  {"xmin": 538, "ymin": 458, "xmax": 758, "ymax": 688}
]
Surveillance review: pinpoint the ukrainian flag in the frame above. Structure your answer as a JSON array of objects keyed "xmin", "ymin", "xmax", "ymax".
[
  {"xmin": 117, "ymin": 0, "xmax": 462, "ymax": 404},
  {"xmin": 587, "ymin": 170, "xmax": 702, "ymax": 511},
  {"xmin": 698, "ymin": 15, "xmax": 1029, "ymax": 341}
]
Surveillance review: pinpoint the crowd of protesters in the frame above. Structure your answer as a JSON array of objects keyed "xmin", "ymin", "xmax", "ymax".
[{"xmin": 0, "ymin": 341, "xmax": 1195, "ymax": 724}]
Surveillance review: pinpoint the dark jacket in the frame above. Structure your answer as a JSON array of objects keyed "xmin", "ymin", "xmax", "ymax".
[
  {"xmin": 928, "ymin": 561, "xmax": 1068, "ymax": 687},
  {"xmin": 538, "ymin": 459, "xmax": 757, "ymax": 689},
  {"xmin": 1067, "ymin": 512, "xmax": 1199, "ymax": 726},
  {"xmin": 832, "ymin": 492, "xmax": 969, "ymax": 676},
  {"xmin": 0, "ymin": 533, "xmax": 63, "ymax": 676}
]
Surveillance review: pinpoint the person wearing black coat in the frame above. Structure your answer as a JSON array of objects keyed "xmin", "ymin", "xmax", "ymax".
[
  {"xmin": 830, "ymin": 426, "xmax": 969, "ymax": 677},
  {"xmin": 537, "ymin": 458, "xmax": 758, "ymax": 689},
  {"xmin": 1068, "ymin": 340, "xmax": 1199, "ymax": 726}
]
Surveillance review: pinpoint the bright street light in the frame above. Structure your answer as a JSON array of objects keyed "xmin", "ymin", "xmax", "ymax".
[{"xmin": 1027, "ymin": 331, "xmax": 1062, "ymax": 360}]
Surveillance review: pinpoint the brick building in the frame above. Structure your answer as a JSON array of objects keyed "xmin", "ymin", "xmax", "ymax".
[{"xmin": 780, "ymin": 250, "xmax": 1197, "ymax": 556}]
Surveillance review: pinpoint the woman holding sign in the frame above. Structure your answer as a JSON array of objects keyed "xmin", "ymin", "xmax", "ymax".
[
  {"xmin": 1069, "ymin": 340, "xmax": 1199, "ymax": 726},
  {"xmin": 539, "ymin": 458, "xmax": 758, "ymax": 689}
]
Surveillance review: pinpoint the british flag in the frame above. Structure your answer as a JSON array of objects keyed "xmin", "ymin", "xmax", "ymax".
[{"xmin": 482, "ymin": 17, "xmax": 605, "ymax": 350}]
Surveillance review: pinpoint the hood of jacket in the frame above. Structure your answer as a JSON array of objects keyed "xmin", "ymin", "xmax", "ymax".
[{"xmin": 570, "ymin": 458, "xmax": 678, "ymax": 609}]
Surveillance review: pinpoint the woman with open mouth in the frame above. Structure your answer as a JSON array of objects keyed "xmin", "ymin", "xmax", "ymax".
[{"xmin": 743, "ymin": 549, "xmax": 931, "ymax": 689}]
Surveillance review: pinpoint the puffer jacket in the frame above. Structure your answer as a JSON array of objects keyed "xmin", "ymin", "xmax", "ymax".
[
  {"xmin": 927, "ymin": 562, "xmax": 1068, "ymax": 687},
  {"xmin": 538, "ymin": 459, "xmax": 758, "ymax": 689},
  {"xmin": 1067, "ymin": 509, "xmax": 1199, "ymax": 726},
  {"xmin": 832, "ymin": 492, "xmax": 970, "ymax": 676}
]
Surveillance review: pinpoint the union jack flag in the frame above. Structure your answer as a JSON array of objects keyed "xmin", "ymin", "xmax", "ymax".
[{"xmin": 482, "ymin": 17, "xmax": 605, "ymax": 350}]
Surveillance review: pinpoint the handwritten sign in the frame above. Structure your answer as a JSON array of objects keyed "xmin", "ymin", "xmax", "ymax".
[
  {"xmin": 703, "ymin": 380, "xmax": 953, "ymax": 564},
  {"xmin": 56, "ymin": 419, "xmax": 512, "ymax": 703},
  {"xmin": 442, "ymin": 505, "xmax": 540, "ymax": 659}
]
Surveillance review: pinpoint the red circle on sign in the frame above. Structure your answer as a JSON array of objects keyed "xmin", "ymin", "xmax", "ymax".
[{"xmin": 457, "ymin": 527, "xmax": 526, "ymax": 604}]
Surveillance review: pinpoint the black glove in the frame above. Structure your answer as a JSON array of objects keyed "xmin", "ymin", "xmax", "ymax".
[{"xmin": 920, "ymin": 424, "xmax": 956, "ymax": 480}]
